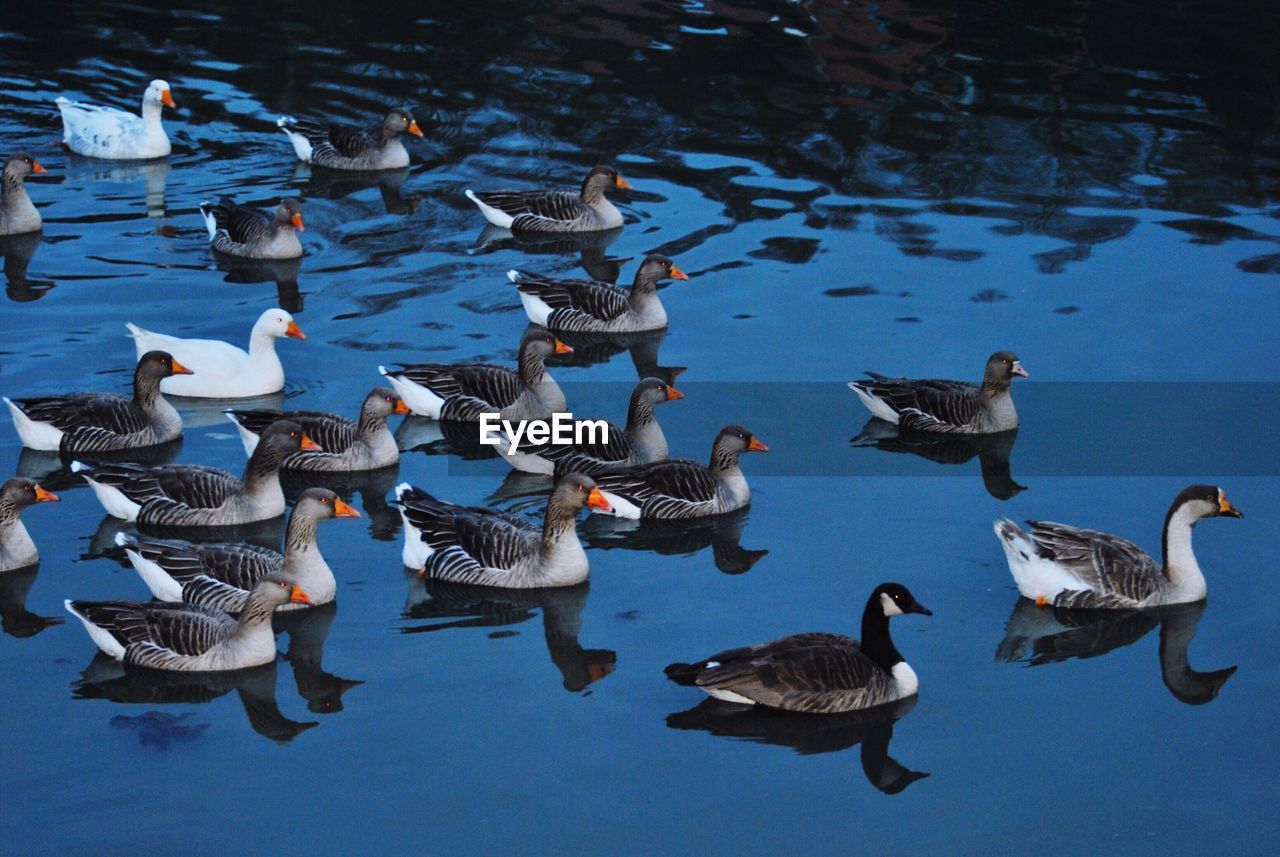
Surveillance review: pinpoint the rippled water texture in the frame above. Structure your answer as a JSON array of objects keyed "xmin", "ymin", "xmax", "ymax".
[{"xmin": 1, "ymin": 2, "xmax": 1277, "ymax": 854}]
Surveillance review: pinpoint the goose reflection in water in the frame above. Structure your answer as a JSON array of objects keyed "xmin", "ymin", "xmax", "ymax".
[
  {"xmin": 473, "ymin": 224, "xmax": 627, "ymax": 284},
  {"xmin": 275, "ymin": 602, "xmax": 364, "ymax": 714},
  {"xmin": 290, "ymin": 163, "xmax": 420, "ymax": 217},
  {"xmin": 394, "ymin": 414, "xmax": 502, "ymax": 461},
  {"xmin": 16, "ymin": 436, "xmax": 183, "ymax": 489},
  {"xmin": 82, "ymin": 512, "xmax": 288, "ymax": 562},
  {"xmin": 533, "ymin": 322, "xmax": 685, "ymax": 387},
  {"xmin": 0, "ymin": 231, "xmax": 54, "ymax": 302},
  {"xmin": 400, "ymin": 575, "xmax": 615, "ymax": 692},
  {"xmin": 0, "ymin": 564, "xmax": 62, "ymax": 638},
  {"xmin": 851, "ymin": 419, "xmax": 1026, "ymax": 500},
  {"xmin": 996, "ymin": 598, "xmax": 1236, "ymax": 705},
  {"xmin": 667, "ymin": 696, "xmax": 927, "ymax": 793},
  {"xmin": 73, "ymin": 656, "xmax": 318, "ymax": 743},
  {"xmin": 211, "ymin": 255, "xmax": 304, "ymax": 314},
  {"xmin": 61, "ymin": 157, "xmax": 170, "ymax": 219},
  {"xmin": 582, "ymin": 507, "xmax": 769, "ymax": 575}
]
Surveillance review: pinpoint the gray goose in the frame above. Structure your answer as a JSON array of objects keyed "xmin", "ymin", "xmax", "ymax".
[
  {"xmin": 74, "ymin": 420, "xmax": 319, "ymax": 526},
  {"xmin": 665, "ymin": 582, "xmax": 932, "ymax": 713},
  {"xmin": 508, "ymin": 254, "xmax": 689, "ymax": 333},
  {"xmin": 848, "ymin": 351, "xmax": 1028, "ymax": 433},
  {"xmin": 118, "ymin": 488, "xmax": 360, "ymax": 612},
  {"xmin": 226, "ymin": 386, "xmax": 409, "ymax": 472},
  {"xmin": 397, "ymin": 474, "xmax": 613, "ymax": 588},
  {"xmin": 200, "ymin": 197, "xmax": 304, "ymax": 259},
  {"xmin": 277, "ymin": 108, "xmax": 422, "ymax": 170},
  {"xmin": 0, "ymin": 478, "xmax": 59, "ymax": 571},
  {"xmin": 591, "ymin": 425, "xmax": 769, "ymax": 520},
  {"xmin": 0, "ymin": 153, "xmax": 45, "ymax": 236},
  {"xmin": 380, "ymin": 330, "xmax": 571, "ymax": 421},
  {"xmin": 504, "ymin": 377, "xmax": 683, "ymax": 476},
  {"xmin": 995, "ymin": 485, "xmax": 1243, "ymax": 609},
  {"xmin": 466, "ymin": 165, "xmax": 631, "ymax": 233},
  {"xmin": 4, "ymin": 350, "xmax": 191, "ymax": 454},
  {"xmin": 65, "ymin": 574, "xmax": 311, "ymax": 672}
]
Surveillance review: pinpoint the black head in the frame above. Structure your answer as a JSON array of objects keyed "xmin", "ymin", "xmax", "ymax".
[
  {"xmin": 985, "ymin": 351, "xmax": 1029, "ymax": 382},
  {"xmin": 633, "ymin": 377, "xmax": 683, "ymax": 407},
  {"xmin": 363, "ymin": 386, "xmax": 409, "ymax": 418},
  {"xmin": 136, "ymin": 350, "xmax": 193, "ymax": 379},
  {"xmin": 0, "ymin": 477, "xmax": 58, "ymax": 509},
  {"xmin": 713, "ymin": 424, "xmax": 769, "ymax": 457},
  {"xmin": 5, "ymin": 152, "xmax": 45, "ymax": 177},
  {"xmin": 583, "ymin": 164, "xmax": 631, "ymax": 194},
  {"xmin": 294, "ymin": 487, "xmax": 361, "ymax": 521},
  {"xmin": 871, "ymin": 582, "xmax": 932, "ymax": 617},
  {"xmin": 552, "ymin": 472, "xmax": 612, "ymax": 513},
  {"xmin": 383, "ymin": 108, "xmax": 422, "ymax": 138},
  {"xmin": 1170, "ymin": 484, "xmax": 1242, "ymax": 521}
]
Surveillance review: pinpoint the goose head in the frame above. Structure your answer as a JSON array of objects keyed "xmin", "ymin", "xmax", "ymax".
[
  {"xmin": 1168, "ymin": 485, "xmax": 1243, "ymax": 524},
  {"xmin": 633, "ymin": 377, "xmax": 683, "ymax": 408},
  {"xmin": 382, "ymin": 108, "xmax": 423, "ymax": 138},
  {"xmin": 0, "ymin": 477, "xmax": 58, "ymax": 512},
  {"xmin": 136, "ymin": 350, "xmax": 193, "ymax": 381},
  {"xmin": 254, "ymin": 573, "xmax": 311, "ymax": 607},
  {"xmin": 872, "ymin": 582, "xmax": 932, "ymax": 618},
  {"xmin": 711, "ymin": 425, "xmax": 769, "ymax": 466},
  {"xmin": 256, "ymin": 419, "xmax": 321, "ymax": 462},
  {"xmin": 583, "ymin": 164, "xmax": 632, "ymax": 196},
  {"xmin": 253, "ymin": 307, "xmax": 305, "ymax": 342},
  {"xmin": 519, "ymin": 329, "xmax": 573, "ymax": 362},
  {"xmin": 635, "ymin": 254, "xmax": 688, "ymax": 286},
  {"xmin": 293, "ymin": 487, "xmax": 361, "ymax": 523},
  {"xmin": 274, "ymin": 198, "xmax": 304, "ymax": 232},
  {"xmin": 145, "ymin": 79, "xmax": 176, "ymax": 109},
  {"xmin": 984, "ymin": 351, "xmax": 1029, "ymax": 386},
  {"xmin": 362, "ymin": 386, "xmax": 410, "ymax": 421},
  {"xmin": 552, "ymin": 473, "xmax": 612, "ymax": 514},
  {"xmin": 4, "ymin": 152, "xmax": 45, "ymax": 178}
]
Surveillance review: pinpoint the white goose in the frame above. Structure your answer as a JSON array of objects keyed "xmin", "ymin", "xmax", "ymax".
[
  {"xmin": 125, "ymin": 308, "xmax": 304, "ymax": 398},
  {"xmin": 56, "ymin": 79, "xmax": 176, "ymax": 160}
]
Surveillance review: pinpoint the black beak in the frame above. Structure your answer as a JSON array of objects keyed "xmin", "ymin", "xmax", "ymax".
[
  {"xmin": 1220, "ymin": 507, "xmax": 1243, "ymax": 519},
  {"xmin": 910, "ymin": 601, "xmax": 933, "ymax": 616}
]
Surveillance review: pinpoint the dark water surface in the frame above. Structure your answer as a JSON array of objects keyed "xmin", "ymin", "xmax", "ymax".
[{"xmin": 1, "ymin": 1, "xmax": 1277, "ymax": 853}]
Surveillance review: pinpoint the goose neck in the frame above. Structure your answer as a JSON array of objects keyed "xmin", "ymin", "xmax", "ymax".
[
  {"xmin": 859, "ymin": 597, "xmax": 904, "ymax": 673},
  {"xmin": 1162, "ymin": 502, "xmax": 1208, "ymax": 599}
]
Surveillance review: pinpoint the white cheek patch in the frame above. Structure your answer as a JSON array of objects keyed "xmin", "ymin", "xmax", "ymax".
[
  {"xmin": 880, "ymin": 592, "xmax": 904, "ymax": 616},
  {"xmin": 705, "ymin": 661, "xmax": 720, "ymax": 669}
]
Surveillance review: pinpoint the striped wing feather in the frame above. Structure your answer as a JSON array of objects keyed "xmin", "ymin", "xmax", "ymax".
[
  {"xmin": 231, "ymin": 409, "xmax": 358, "ymax": 453},
  {"xmin": 285, "ymin": 118, "xmax": 377, "ymax": 161},
  {"xmin": 595, "ymin": 458, "xmax": 718, "ymax": 504},
  {"xmin": 207, "ymin": 199, "xmax": 273, "ymax": 245},
  {"xmin": 16, "ymin": 393, "xmax": 147, "ymax": 435},
  {"xmin": 401, "ymin": 488, "xmax": 538, "ymax": 571},
  {"xmin": 858, "ymin": 376, "xmax": 982, "ymax": 431},
  {"xmin": 72, "ymin": 600, "xmax": 234, "ymax": 656},
  {"xmin": 395, "ymin": 363, "xmax": 523, "ymax": 411},
  {"xmin": 1025, "ymin": 521, "xmax": 1162, "ymax": 606},
  {"xmin": 515, "ymin": 276, "xmax": 630, "ymax": 322},
  {"xmin": 475, "ymin": 190, "xmax": 585, "ymax": 228},
  {"xmin": 137, "ymin": 538, "xmax": 281, "ymax": 590}
]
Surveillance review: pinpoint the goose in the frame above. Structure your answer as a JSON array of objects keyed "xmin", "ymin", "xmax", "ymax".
[
  {"xmin": 665, "ymin": 582, "xmax": 932, "ymax": 713},
  {"xmin": 117, "ymin": 487, "xmax": 360, "ymax": 612},
  {"xmin": 226, "ymin": 386, "xmax": 408, "ymax": 472},
  {"xmin": 465, "ymin": 165, "xmax": 631, "ymax": 233},
  {"xmin": 125, "ymin": 307, "xmax": 304, "ymax": 398},
  {"xmin": 73, "ymin": 420, "xmax": 318, "ymax": 526},
  {"xmin": 848, "ymin": 351, "xmax": 1028, "ymax": 433},
  {"xmin": 396, "ymin": 474, "xmax": 613, "ymax": 588},
  {"xmin": 591, "ymin": 425, "xmax": 768, "ymax": 520},
  {"xmin": 0, "ymin": 478, "xmax": 59, "ymax": 571},
  {"xmin": 65, "ymin": 574, "xmax": 310, "ymax": 672},
  {"xmin": 277, "ymin": 108, "xmax": 422, "ymax": 170},
  {"xmin": 994, "ymin": 485, "xmax": 1243, "ymax": 609},
  {"xmin": 0, "ymin": 153, "xmax": 46, "ymax": 236},
  {"xmin": 4, "ymin": 350, "xmax": 191, "ymax": 454},
  {"xmin": 56, "ymin": 79, "xmax": 175, "ymax": 160},
  {"xmin": 380, "ymin": 329, "xmax": 571, "ymax": 421},
  {"xmin": 504, "ymin": 377, "xmax": 682, "ymax": 476},
  {"xmin": 508, "ymin": 254, "xmax": 689, "ymax": 333},
  {"xmin": 200, "ymin": 197, "xmax": 304, "ymax": 259}
]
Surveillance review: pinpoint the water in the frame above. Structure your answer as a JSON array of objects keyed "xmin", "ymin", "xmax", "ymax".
[{"xmin": 1, "ymin": 1, "xmax": 1278, "ymax": 853}]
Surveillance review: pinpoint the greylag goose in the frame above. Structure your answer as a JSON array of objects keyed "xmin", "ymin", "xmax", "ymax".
[
  {"xmin": 200, "ymin": 197, "xmax": 304, "ymax": 259},
  {"xmin": 666, "ymin": 582, "xmax": 932, "ymax": 713},
  {"xmin": 0, "ymin": 478, "xmax": 58, "ymax": 571},
  {"xmin": 126, "ymin": 307, "xmax": 304, "ymax": 398},
  {"xmin": 56, "ymin": 79, "xmax": 175, "ymax": 160},
  {"xmin": 380, "ymin": 330, "xmax": 571, "ymax": 421},
  {"xmin": 277, "ymin": 108, "xmax": 422, "ymax": 170},
  {"xmin": 226, "ymin": 387, "xmax": 407, "ymax": 472},
  {"xmin": 848, "ymin": 351, "xmax": 1028, "ymax": 433},
  {"xmin": 117, "ymin": 487, "xmax": 359, "ymax": 611},
  {"xmin": 995, "ymin": 485, "xmax": 1243, "ymax": 609},
  {"xmin": 466, "ymin": 165, "xmax": 631, "ymax": 233},
  {"xmin": 65, "ymin": 574, "xmax": 310, "ymax": 672},
  {"xmin": 591, "ymin": 425, "xmax": 768, "ymax": 519},
  {"xmin": 4, "ymin": 350, "xmax": 191, "ymax": 453},
  {"xmin": 508, "ymin": 254, "xmax": 689, "ymax": 333},
  {"xmin": 0, "ymin": 153, "xmax": 46, "ymax": 236},
  {"xmin": 74, "ymin": 420, "xmax": 319, "ymax": 526},
  {"xmin": 504, "ymin": 377, "xmax": 682, "ymax": 476},
  {"xmin": 396, "ymin": 474, "xmax": 613, "ymax": 588}
]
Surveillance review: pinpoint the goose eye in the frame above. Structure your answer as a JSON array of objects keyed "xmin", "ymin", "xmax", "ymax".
[
  {"xmin": 290, "ymin": 431, "xmax": 297, "ymax": 438},
  {"xmin": 277, "ymin": 581, "xmax": 287, "ymax": 589}
]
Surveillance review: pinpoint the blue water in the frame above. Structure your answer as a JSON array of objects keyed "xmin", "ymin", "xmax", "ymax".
[{"xmin": 1, "ymin": 2, "xmax": 1277, "ymax": 853}]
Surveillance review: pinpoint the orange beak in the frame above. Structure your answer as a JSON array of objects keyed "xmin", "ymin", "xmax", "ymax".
[
  {"xmin": 291, "ymin": 213, "xmax": 305, "ymax": 232},
  {"xmin": 588, "ymin": 662, "xmax": 615, "ymax": 683},
  {"xmin": 170, "ymin": 358, "xmax": 194, "ymax": 376},
  {"xmin": 407, "ymin": 120, "xmax": 423, "ymax": 138},
  {"xmin": 586, "ymin": 488, "xmax": 613, "ymax": 512},
  {"xmin": 554, "ymin": 339, "xmax": 574, "ymax": 355},
  {"xmin": 747, "ymin": 436, "xmax": 769, "ymax": 453},
  {"xmin": 300, "ymin": 433, "xmax": 322, "ymax": 452},
  {"xmin": 332, "ymin": 497, "xmax": 362, "ymax": 518},
  {"xmin": 161, "ymin": 89, "xmax": 176, "ymax": 109},
  {"xmin": 393, "ymin": 398, "xmax": 410, "ymax": 415},
  {"xmin": 31, "ymin": 160, "xmax": 46, "ymax": 174},
  {"xmin": 669, "ymin": 264, "xmax": 689, "ymax": 281},
  {"xmin": 289, "ymin": 585, "xmax": 311, "ymax": 605},
  {"xmin": 666, "ymin": 386, "xmax": 684, "ymax": 401},
  {"xmin": 34, "ymin": 485, "xmax": 59, "ymax": 503},
  {"xmin": 285, "ymin": 320, "xmax": 306, "ymax": 340},
  {"xmin": 615, "ymin": 176, "xmax": 633, "ymax": 191}
]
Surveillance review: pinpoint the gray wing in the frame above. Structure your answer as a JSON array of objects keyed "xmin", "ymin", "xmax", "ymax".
[
  {"xmin": 400, "ymin": 486, "xmax": 539, "ymax": 574},
  {"xmin": 474, "ymin": 189, "xmax": 586, "ymax": 231},
  {"xmin": 1026, "ymin": 520, "xmax": 1163, "ymax": 606},
  {"xmin": 69, "ymin": 600, "xmax": 234, "ymax": 656},
  {"xmin": 392, "ymin": 363, "xmax": 523, "ymax": 411},
  {"xmin": 594, "ymin": 458, "xmax": 719, "ymax": 515},
  {"xmin": 229, "ymin": 408, "xmax": 358, "ymax": 453},
  {"xmin": 511, "ymin": 273, "xmax": 630, "ymax": 322},
  {"xmin": 15, "ymin": 392, "xmax": 147, "ymax": 435},
  {"xmin": 853, "ymin": 376, "xmax": 982, "ymax": 432},
  {"xmin": 203, "ymin": 198, "xmax": 273, "ymax": 245}
]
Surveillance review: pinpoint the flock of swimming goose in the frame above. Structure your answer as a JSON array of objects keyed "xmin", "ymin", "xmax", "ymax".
[{"xmin": 0, "ymin": 79, "xmax": 1245, "ymax": 720}]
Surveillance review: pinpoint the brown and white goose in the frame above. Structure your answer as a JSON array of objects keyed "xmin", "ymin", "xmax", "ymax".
[
  {"xmin": 226, "ymin": 387, "xmax": 408, "ymax": 472},
  {"xmin": 466, "ymin": 165, "xmax": 631, "ymax": 233},
  {"xmin": 396, "ymin": 474, "xmax": 613, "ymax": 588},
  {"xmin": 277, "ymin": 108, "xmax": 423, "ymax": 170},
  {"xmin": 380, "ymin": 330, "xmax": 571, "ymax": 421},
  {"xmin": 65, "ymin": 574, "xmax": 311, "ymax": 672},
  {"xmin": 848, "ymin": 351, "xmax": 1028, "ymax": 433},
  {"xmin": 508, "ymin": 254, "xmax": 689, "ymax": 333},
  {"xmin": 995, "ymin": 485, "xmax": 1243, "ymax": 609},
  {"xmin": 0, "ymin": 478, "xmax": 58, "ymax": 571},
  {"xmin": 73, "ymin": 420, "xmax": 319, "ymax": 526},
  {"xmin": 0, "ymin": 153, "xmax": 46, "ymax": 236},
  {"xmin": 591, "ymin": 425, "xmax": 768, "ymax": 520},
  {"xmin": 665, "ymin": 582, "xmax": 932, "ymax": 713},
  {"xmin": 5, "ymin": 351, "xmax": 191, "ymax": 454},
  {"xmin": 117, "ymin": 488, "xmax": 360, "ymax": 612},
  {"xmin": 200, "ymin": 197, "xmax": 304, "ymax": 259}
]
